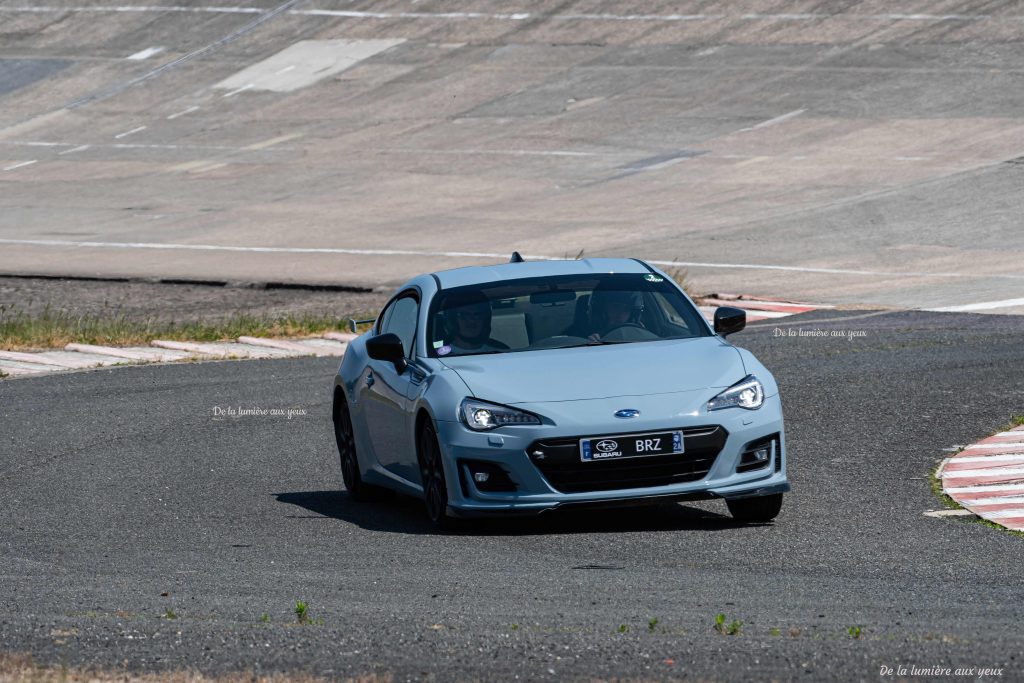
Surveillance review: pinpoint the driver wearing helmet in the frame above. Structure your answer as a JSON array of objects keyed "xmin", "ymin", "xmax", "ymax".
[
  {"xmin": 441, "ymin": 291, "xmax": 509, "ymax": 355},
  {"xmin": 585, "ymin": 286, "xmax": 645, "ymax": 341}
]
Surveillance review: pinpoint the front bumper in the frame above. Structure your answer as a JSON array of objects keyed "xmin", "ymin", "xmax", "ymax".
[{"xmin": 433, "ymin": 393, "xmax": 788, "ymax": 517}]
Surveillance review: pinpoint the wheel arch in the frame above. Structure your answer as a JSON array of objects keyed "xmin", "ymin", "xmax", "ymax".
[{"xmin": 414, "ymin": 407, "xmax": 435, "ymax": 461}]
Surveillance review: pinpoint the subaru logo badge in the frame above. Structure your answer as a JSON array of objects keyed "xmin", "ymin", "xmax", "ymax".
[
  {"xmin": 595, "ymin": 439, "xmax": 619, "ymax": 453},
  {"xmin": 614, "ymin": 409, "xmax": 640, "ymax": 419}
]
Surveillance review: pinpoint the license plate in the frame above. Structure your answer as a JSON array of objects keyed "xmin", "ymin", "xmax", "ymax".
[{"xmin": 580, "ymin": 431, "xmax": 684, "ymax": 462}]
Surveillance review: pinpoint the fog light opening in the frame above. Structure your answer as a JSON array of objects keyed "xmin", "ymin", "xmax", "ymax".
[
  {"xmin": 460, "ymin": 460, "xmax": 517, "ymax": 493},
  {"xmin": 737, "ymin": 434, "xmax": 780, "ymax": 473}
]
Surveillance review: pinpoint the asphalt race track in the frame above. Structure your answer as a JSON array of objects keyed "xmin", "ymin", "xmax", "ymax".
[
  {"xmin": 2, "ymin": 309, "xmax": 1023, "ymax": 681},
  {"xmin": 1, "ymin": 0, "xmax": 1024, "ymax": 312}
]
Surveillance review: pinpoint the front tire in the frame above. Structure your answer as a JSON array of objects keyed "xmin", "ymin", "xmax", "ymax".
[
  {"xmin": 333, "ymin": 392, "xmax": 370, "ymax": 501},
  {"xmin": 726, "ymin": 493, "xmax": 783, "ymax": 523},
  {"xmin": 419, "ymin": 421, "xmax": 453, "ymax": 528}
]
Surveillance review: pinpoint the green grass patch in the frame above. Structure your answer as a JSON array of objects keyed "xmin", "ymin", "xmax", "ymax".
[
  {"xmin": 0, "ymin": 303, "xmax": 365, "ymax": 351},
  {"xmin": 1002, "ymin": 414, "xmax": 1024, "ymax": 430},
  {"xmin": 714, "ymin": 613, "xmax": 742, "ymax": 636},
  {"xmin": 930, "ymin": 465, "xmax": 962, "ymax": 511}
]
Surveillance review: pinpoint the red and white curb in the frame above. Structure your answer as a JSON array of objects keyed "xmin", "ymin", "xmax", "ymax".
[
  {"xmin": 0, "ymin": 332, "xmax": 358, "ymax": 379},
  {"xmin": 939, "ymin": 425, "xmax": 1024, "ymax": 532},
  {"xmin": 697, "ymin": 293, "xmax": 833, "ymax": 324}
]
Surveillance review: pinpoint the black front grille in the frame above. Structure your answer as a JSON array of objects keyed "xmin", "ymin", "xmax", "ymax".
[{"xmin": 527, "ymin": 425, "xmax": 727, "ymax": 493}]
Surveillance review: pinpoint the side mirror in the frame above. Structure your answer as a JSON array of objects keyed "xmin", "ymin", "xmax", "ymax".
[
  {"xmin": 714, "ymin": 306, "xmax": 746, "ymax": 337},
  {"xmin": 366, "ymin": 333, "xmax": 407, "ymax": 372}
]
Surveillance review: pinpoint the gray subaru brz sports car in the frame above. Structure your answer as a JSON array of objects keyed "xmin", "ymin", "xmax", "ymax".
[{"xmin": 332, "ymin": 256, "xmax": 788, "ymax": 526}]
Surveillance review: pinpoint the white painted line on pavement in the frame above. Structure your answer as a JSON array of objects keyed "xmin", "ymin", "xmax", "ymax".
[
  {"xmin": 3, "ymin": 160, "xmax": 37, "ymax": 170},
  {"xmin": 732, "ymin": 309, "xmax": 795, "ymax": 319},
  {"xmin": 11, "ymin": 140, "xmax": 291, "ymax": 153},
  {"xmin": 0, "ymin": 238, "xmax": 1022, "ymax": 281},
  {"xmin": 4, "ymin": 6, "xmax": 1023, "ymax": 21},
  {"xmin": 243, "ymin": 133, "xmax": 303, "ymax": 151},
  {"xmin": 927, "ymin": 297, "xmax": 1024, "ymax": 312},
  {"xmin": 942, "ymin": 466, "xmax": 1024, "ymax": 478},
  {"xmin": 167, "ymin": 105, "xmax": 200, "ymax": 119},
  {"xmin": 222, "ymin": 84, "xmax": 254, "ymax": 98},
  {"xmin": 384, "ymin": 148, "xmax": 606, "ymax": 157},
  {"xmin": 189, "ymin": 162, "xmax": 227, "ymax": 174},
  {"xmin": 114, "ymin": 126, "xmax": 146, "ymax": 139},
  {"xmin": 960, "ymin": 495, "xmax": 1024, "ymax": 506},
  {"xmin": 995, "ymin": 431, "xmax": 1024, "ymax": 437},
  {"xmin": 0, "ymin": 238, "xmax": 1019, "ymax": 285},
  {"xmin": 984, "ymin": 509, "xmax": 1024, "ymax": 519},
  {"xmin": 727, "ymin": 299, "xmax": 837, "ymax": 309},
  {"xmin": 127, "ymin": 46, "xmax": 164, "ymax": 60},
  {"xmin": 945, "ymin": 482, "xmax": 1024, "ymax": 494},
  {"xmin": 2, "ymin": 5, "xmax": 265, "ymax": 14},
  {"xmin": 741, "ymin": 109, "xmax": 805, "ymax": 132},
  {"xmin": 965, "ymin": 443, "xmax": 1024, "ymax": 450},
  {"xmin": 949, "ymin": 454, "xmax": 1024, "ymax": 464}
]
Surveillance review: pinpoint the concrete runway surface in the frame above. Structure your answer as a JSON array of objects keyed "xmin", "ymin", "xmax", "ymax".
[
  {"xmin": 0, "ymin": 1, "xmax": 1023, "ymax": 312},
  {"xmin": 1, "ymin": 310, "xmax": 1023, "ymax": 681}
]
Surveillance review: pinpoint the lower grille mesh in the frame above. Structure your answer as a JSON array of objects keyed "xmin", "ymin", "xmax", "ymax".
[{"xmin": 527, "ymin": 426, "xmax": 727, "ymax": 493}]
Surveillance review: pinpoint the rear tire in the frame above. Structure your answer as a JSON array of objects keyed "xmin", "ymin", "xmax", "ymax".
[
  {"xmin": 333, "ymin": 392, "xmax": 370, "ymax": 501},
  {"xmin": 419, "ymin": 421, "xmax": 453, "ymax": 528},
  {"xmin": 726, "ymin": 493, "xmax": 783, "ymax": 523}
]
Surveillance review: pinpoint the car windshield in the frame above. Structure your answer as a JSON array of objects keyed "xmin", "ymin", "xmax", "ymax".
[{"xmin": 427, "ymin": 273, "xmax": 711, "ymax": 358}]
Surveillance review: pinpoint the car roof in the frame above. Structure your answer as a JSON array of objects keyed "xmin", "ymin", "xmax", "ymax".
[{"xmin": 431, "ymin": 257, "xmax": 652, "ymax": 289}]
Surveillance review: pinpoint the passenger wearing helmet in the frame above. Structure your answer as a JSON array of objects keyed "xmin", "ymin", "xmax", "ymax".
[
  {"xmin": 585, "ymin": 286, "xmax": 645, "ymax": 341},
  {"xmin": 440, "ymin": 291, "xmax": 509, "ymax": 355}
]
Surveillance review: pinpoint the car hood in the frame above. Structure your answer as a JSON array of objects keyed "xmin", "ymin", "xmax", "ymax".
[{"xmin": 438, "ymin": 337, "xmax": 746, "ymax": 404}]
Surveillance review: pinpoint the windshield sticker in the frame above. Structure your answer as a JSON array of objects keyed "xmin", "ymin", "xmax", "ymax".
[
  {"xmin": 644, "ymin": 274, "xmax": 664, "ymax": 282},
  {"xmin": 436, "ymin": 345, "xmax": 452, "ymax": 356},
  {"xmin": 432, "ymin": 340, "xmax": 445, "ymax": 348}
]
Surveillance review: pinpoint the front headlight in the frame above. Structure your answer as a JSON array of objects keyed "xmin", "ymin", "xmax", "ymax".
[
  {"xmin": 460, "ymin": 398, "xmax": 541, "ymax": 430},
  {"xmin": 708, "ymin": 375, "xmax": 765, "ymax": 411}
]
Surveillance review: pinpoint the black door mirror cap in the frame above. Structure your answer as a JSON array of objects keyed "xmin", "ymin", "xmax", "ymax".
[
  {"xmin": 713, "ymin": 306, "xmax": 747, "ymax": 337},
  {"xmin": 366, "ymin": 332, "xmax": 408, "ymax": 372}
]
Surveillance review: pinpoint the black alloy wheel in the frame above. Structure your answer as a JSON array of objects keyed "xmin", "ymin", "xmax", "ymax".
[
  {"xmin": 419, "ymin": 421, "xmax": 452, "ymax": 527},
  {"xmin": 334, "ymin": 393, "xmax": 369, "ymax": 501}
]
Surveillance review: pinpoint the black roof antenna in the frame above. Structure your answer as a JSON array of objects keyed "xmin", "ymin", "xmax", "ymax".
[{"xmin": 509, "ymin": 251, "xmax": 525, "ymax": 263}]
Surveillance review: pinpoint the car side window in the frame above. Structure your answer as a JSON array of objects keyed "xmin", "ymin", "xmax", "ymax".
[{"xmin": 380, "ymin": 295, "xmax": 419, "ymax": 359}]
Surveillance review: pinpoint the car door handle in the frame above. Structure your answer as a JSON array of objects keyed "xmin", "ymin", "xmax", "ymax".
[{"xmin": 365, "ymin": 370, "xmax": 375, "ymax": 387}]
